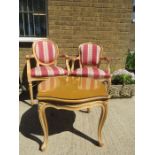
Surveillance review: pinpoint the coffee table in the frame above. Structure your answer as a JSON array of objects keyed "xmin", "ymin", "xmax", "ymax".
[{"xmin": 37, "ymin": 76, "xmax": 109, "ymax": 151}]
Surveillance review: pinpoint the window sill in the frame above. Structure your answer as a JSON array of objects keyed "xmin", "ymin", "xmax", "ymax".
[{"xmin": 19, "ymin": 37, "xmax": 47, "ymax": 42}]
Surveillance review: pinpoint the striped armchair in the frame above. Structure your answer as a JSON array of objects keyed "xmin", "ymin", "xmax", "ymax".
[
  {"xmin": 26, "ymin": 39, "xmax": 70, "ymax": 105},
  {"xmin": 71, "ymin": 42, "xmax": 111, "ymax": 88}
]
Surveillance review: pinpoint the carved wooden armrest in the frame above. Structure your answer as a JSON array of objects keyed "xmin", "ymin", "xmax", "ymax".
[
  {"xmin": 59, "ymin": 54, "xmax": 78, "ymax": 60},
  {"xmin": 25, "ymin": 55, "xmax": 35, "ymax": 81},
  {"xmin": 69, "ymin": 55, "xmax": 80, "ymax": 72},
  {"xmin": 59, "ymin": 53, "xmax": 79, "ymax": 73},
  {"xmin": 100, "ymin": 56, "xmax": 111, "ymax": 64},
  {"xmin": 59, "ymin": 54, "xmax": 68, "ymax": 58},
  {"xmin": 26, "ymin": 54, "xmax": 35, "ymax": 60},
  {"xmin": 69, "ymin": 55, "xmax": 80, "ymax": 61},
  {"xmin": 59, "ymin": 54, "xmax": 74, "ymax": 74},
  {"xmin": 100, "ymin": 57, "xmax": 111, "ymax": 74}
]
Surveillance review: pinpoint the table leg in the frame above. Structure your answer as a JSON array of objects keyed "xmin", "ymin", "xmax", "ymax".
[
  {"xmin": 98, "ymin": 102, "xmax": 108, "ymax": 146},
  {"xmin": 87, "ymin": 108, "xmax": 90, "ymax": 113},
  {"xmin": 38, "ymin": 104, "xmax": 48, "ymax": 151}
]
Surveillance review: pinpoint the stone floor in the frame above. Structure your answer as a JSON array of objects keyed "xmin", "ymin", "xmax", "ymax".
[{"xmin": 19, "ymin": 97, "xmax": 135, "ymax": 155}]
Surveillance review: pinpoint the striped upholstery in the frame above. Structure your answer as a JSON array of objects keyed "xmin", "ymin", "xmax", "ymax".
[
  {"xmin": 78, "ymin": 78, "xmax": 98, "ymax": 90},
  {"xmin": 34, "ymin": 40, "xmax": 57, "ymax": 63},
  {"xmin": 31, "ymin": 66, "xmax": 67, "ymax": 77},
  {"xmin": 79, "ymin": 43, "xmax": 101, "ymax": 65},
  {"xmin": 71, "ymin": 66, "xmax": 110, "ymax": 78}
]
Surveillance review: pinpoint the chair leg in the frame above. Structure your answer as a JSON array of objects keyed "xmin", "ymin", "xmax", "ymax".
[
  {"xmin": 87, "ymin": 108, "xmax": 90, "ymax": 113},
  {"xmin": 107, "ymin": 78, "xmax": 111, "ymax": 91},
  {"xmin": 28, "ymin": 82, "xmax": 34, "ymax": 105}
]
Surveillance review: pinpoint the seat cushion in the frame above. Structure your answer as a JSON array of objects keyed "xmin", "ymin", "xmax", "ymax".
[
  {"xmin": 71, "ymin": 67, "xmax": 111, "ymax": 78},
  {"xmin": 31, "ymin": 66, "xmax": 67, "ymax": 77}
]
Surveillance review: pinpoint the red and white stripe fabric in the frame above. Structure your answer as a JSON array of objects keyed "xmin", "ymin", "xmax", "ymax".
[
  {"xmin": 79, "ymin": 43, "xmax": 101, "ymax": 65},
  {"xmin": 35, "ymin": 40, "xmax": 57, "ymax": 63},
  {"xmin": 78, "ymin": 78, "xmax": 98, "ymax": 90},
  {"xmin": 31, "ymin": 66, "xmax": 67, "ymax": 77},
  {"xmin": 71, "ymin": 66, "xmax": 110, "ymax": 79}
]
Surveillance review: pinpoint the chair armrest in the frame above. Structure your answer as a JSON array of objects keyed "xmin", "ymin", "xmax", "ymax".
[
  {"xmin": 59, "ymin": 54, "xmax": 71, "ymax": 60},
  {"xmin": 25, "ymin": 54, "xmax": 35, "ymax": 60},
  {"xmin": 59, "ymin": 53, "xmax": 80, "ymax": 73},
  {"xmin": 58, "ymin": 54, "xmax": 71, "ymax": 74},
  {"xmin": 69, "ymin": 55, "xmax": 80, "ymax": 72},
  {"xmin": 58, "ymin": 53, "xmax": 75, "ymax": 74},
  {"xmin": 26, "ymin": 55, "xmax": 34, "ymax": 82},
  {"xmin": 100, "ymin": 57, "xmax": 111, "ymax": 74},
  {"xmin": 100, "ymin": 56, "xmax": 111, "ymax": 64},
  {"xmin": 59, "ymin": 53, "xmax": 79, "ymax": 60},
  {"xmin": 71, "ymin": 55, "xmax": 80, "ymax": 61}
]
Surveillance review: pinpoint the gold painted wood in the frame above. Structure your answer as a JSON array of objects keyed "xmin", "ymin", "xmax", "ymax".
[
  {"xmin": 37, "ymin": 76, "xmax": 109, "ymax": 102},
  {"xmin": 98, "ymin": 101, "xmax": 108, "ymax": 146},
  {"xmin": 38, "ymin": 104, "xmax": 48, "ymax": 151},
  {"xmin": 37, "ymin": 77, "xmax": 109, "ymax": 151}
]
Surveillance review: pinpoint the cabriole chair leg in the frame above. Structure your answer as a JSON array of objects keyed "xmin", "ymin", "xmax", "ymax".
[
  {"xmin": 107, "ymin": 78, "xmax": 111, "ymax": 91},
  {"xmin": 29, "ymin": 82, "xmax": 34, "ymax": 105},
  {"xmin": 87, "ymin": 108, "xmax": 90, "ymax": 113}
]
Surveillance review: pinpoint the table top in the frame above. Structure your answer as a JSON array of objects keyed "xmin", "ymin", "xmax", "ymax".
[{"xmin": 37, "ymin": 76, "xmax": 109, "ymax": 103}]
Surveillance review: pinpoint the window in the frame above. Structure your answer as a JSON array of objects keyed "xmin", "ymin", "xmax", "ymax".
[{"xmin": 19, "ymin": 0, "xmax": 48, "ymax": 40}]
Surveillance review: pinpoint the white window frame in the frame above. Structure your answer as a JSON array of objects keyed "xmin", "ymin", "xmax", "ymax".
[{"xmin": 19, "ymin": 37, "xmax": 47, "ymax": 42}]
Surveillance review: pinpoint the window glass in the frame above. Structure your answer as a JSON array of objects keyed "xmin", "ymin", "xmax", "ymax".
[
  {"xmin": 19, "ymin": 13, "xmax": 24, "ymax": 36},
  {"xmin": 22, "ymin": 0, "xmax": 27, "ymax": 11},
  {"xmin": 29, "ymin": 13, "xmax": 34, "ymax": 36},
  {"xmin": 19, "ymin": 0, "xmax": 47, "ymax": 38},
  {"xmin": 34, "ymin": 15, "xmax": 46, "ymax": 37},
  {"xmin": 19, "ymin": 0, "xmax": 22, "ymax": 11},
  {"xmin": 33, "ymin": 0, "xmax": 45, "ymax": 12},
  {"xmin": 28, "ymin": 0, "xmax": 33, "ymax": 11}
]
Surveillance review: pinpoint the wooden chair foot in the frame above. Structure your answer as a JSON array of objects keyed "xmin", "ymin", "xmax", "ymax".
[
  {"xmin": 98, "ymin": 142, "xmax": 104, "ymax": 147},
  {"xmin": 29, "ymin": 82, "xmax": 34, "ymax": 105},
  {"xmin": 40, "ymin": 143, "xmax": 46, "ymax": 151},
  {"xmin": 87, "ymin": 108, "xmax": 90, "ymax": 113}
]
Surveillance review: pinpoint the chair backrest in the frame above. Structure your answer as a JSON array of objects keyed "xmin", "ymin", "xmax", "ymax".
[
  {"xmin": 79, "ymin": 43, "xmax": 101, "ymax": 66},
  {"xmin": 33, "ymin": 39, "xmax": 59, "ymax": 65}
]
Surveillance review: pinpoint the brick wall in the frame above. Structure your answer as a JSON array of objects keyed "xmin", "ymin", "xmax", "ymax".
[{"xmin": 19, "ymin": 0, "xmax": 134, "ymax": 79}]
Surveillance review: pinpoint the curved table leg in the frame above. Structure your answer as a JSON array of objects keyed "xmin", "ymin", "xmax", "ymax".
[
  {"xmin": 38, "ymin": 104, "xmax": 48, "ymax": 151},
  {"xmin": 98, "ymin": 102, "xmax": 108, "ymax": 147},
  {"xmin": 37, "ymin": 100, "xmax": 109, "ymax": 150}
]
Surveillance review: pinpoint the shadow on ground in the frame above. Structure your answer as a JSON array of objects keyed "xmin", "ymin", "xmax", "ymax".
[{"xmin": 19, "ymin": 105, "xmax": 99, "ymax": 150}]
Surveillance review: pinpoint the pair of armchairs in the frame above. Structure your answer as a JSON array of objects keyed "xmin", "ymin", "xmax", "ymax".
[{"xmin": 26, "ymin": 39, "xmax": 111, "ymax": 105}]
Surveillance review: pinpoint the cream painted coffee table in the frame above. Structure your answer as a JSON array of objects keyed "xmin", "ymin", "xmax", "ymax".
[{"xmin": 37, "ymin": 76, "xmax": 109, "ymax": 151}]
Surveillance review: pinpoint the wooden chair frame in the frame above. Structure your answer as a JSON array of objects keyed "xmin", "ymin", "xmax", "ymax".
[
  {"xmin": 70, "ymin": 42, "xmax": 111, "ymax": 88},
  {"xmin": 26, "ymin": 39, "xmax": 71, "ymax": 105}
]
